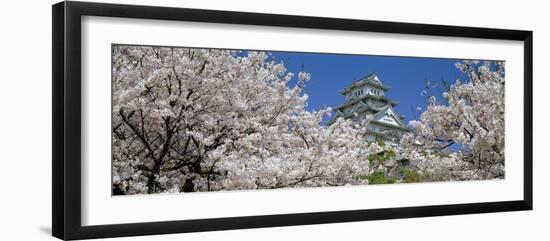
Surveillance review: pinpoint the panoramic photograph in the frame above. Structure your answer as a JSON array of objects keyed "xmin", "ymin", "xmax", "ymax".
[{"xmin": 111, "ymin": 44, "xmax": 505, "ymax": 195}]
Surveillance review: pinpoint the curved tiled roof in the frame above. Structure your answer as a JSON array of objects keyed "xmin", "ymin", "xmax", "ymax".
[{"xmin": 340, "ymin": 73, "xmax": 390, "ymax": 95}]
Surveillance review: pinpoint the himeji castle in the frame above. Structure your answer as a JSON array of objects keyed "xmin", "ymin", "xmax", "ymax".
[{"xmin": 331, "ymin": 73, "xmax": 410, "ymax": 145}]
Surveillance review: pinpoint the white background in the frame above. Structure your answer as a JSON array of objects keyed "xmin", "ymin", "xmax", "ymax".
[
  {"xmin": 0, "ymin": 0, "xmax": 547, "ymax": 240},
  {"xmin": 82, "ymin": 15, "xmax": 524, "ymax": 226}
]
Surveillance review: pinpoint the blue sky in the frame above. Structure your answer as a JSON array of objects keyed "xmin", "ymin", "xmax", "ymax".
[{"xmin": 265, "ymin": 51, "xmax": 469, "ymax": 124}]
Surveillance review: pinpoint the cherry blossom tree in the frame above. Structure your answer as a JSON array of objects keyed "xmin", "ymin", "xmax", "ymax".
[
  {"xmin": 400, "ymin": 60, "xmax": 505, "ymax": 181},
  {"xmin": 111, "ymin": 46, "xmax": 379, "ymax": 194}
]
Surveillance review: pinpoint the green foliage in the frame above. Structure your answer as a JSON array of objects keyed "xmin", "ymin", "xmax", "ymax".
[
  {"xmin": 400, "ymin": 168, "xmax": 423, "ymax": 183},
  {"xmin": 358, "ymin": 171, "xmax": 396, "ymax": 185},
  {"xmin": 367, "ymin": 149, "xmax": 396, "ymax": 164},
  {"xmin": 375, "ymin": 137, "xmax": 385, "ymax": 146}
]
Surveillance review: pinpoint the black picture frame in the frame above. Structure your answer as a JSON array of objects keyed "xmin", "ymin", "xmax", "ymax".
[{"xmin": 52, "ymin": 1, "xmax": 533, "ymax": 240}]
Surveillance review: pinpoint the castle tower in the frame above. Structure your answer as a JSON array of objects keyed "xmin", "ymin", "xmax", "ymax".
[{"xmin": 331, "ymin": 73, "xmax": 410, "ymax": 145}]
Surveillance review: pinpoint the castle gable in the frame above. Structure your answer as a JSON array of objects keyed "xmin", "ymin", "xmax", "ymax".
[{"xmin": 372, "ymin": 106, "xmax": 407, "ymax": 128}]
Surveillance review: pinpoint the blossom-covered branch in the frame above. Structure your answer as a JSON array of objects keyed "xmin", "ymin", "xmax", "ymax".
[
  {"xmin": 112, "ymin": 46, "xmax": 378, "ymax": 194},
  {"xmin": 400, "ymin": 60, "xmax": 505, "ymax": 181}
]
